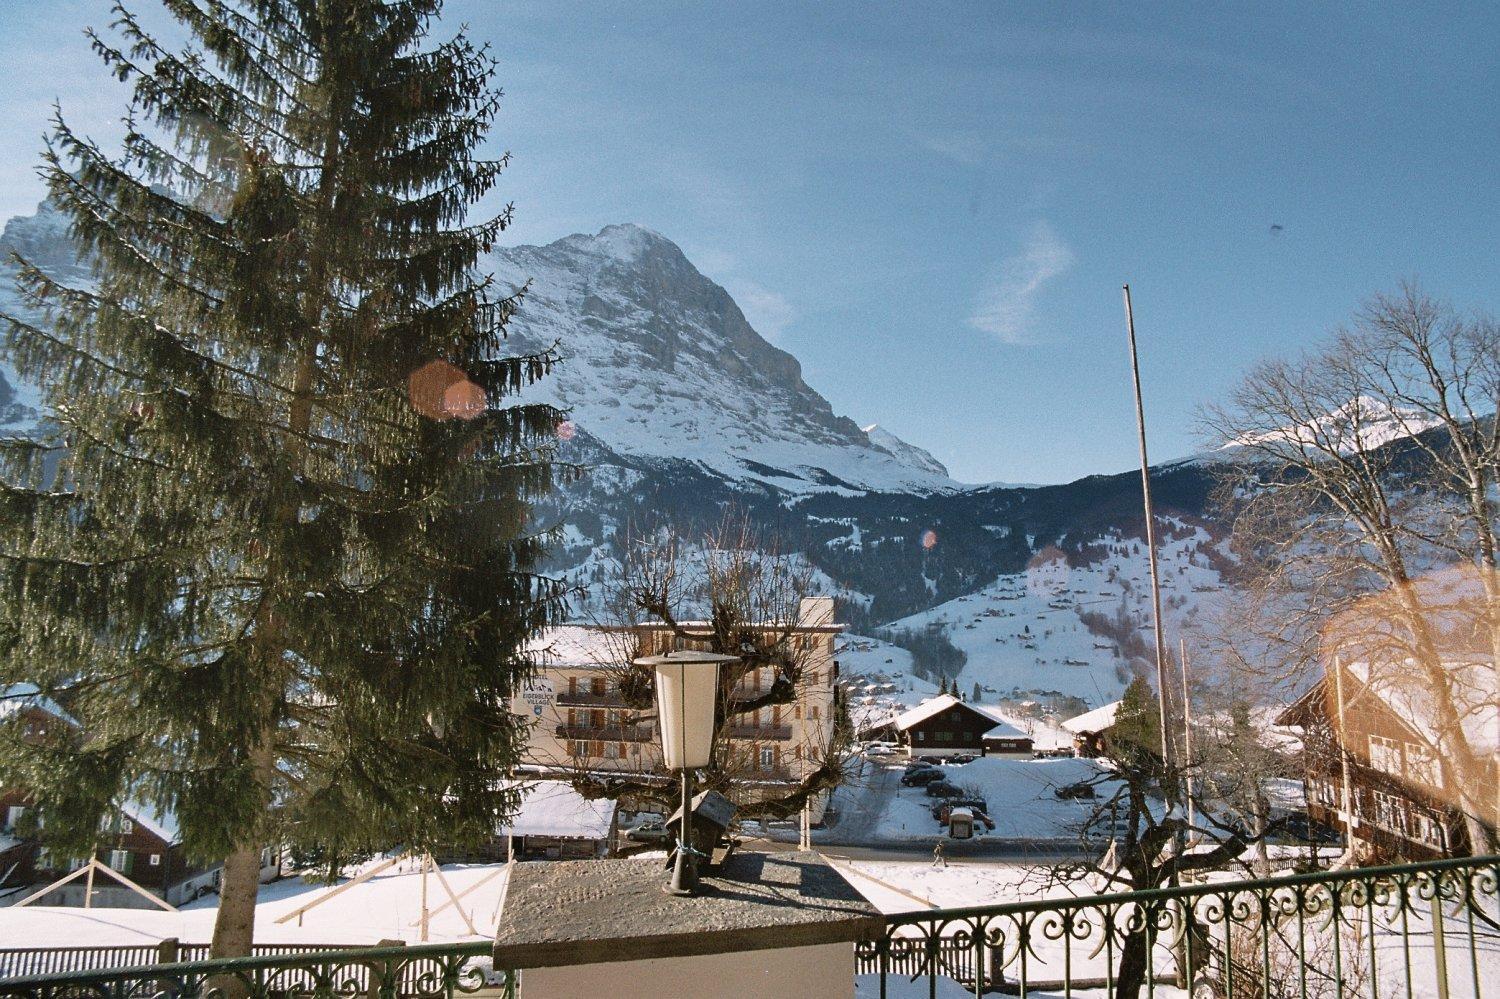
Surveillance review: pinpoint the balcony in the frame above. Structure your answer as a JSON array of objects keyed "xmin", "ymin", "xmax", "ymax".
[
  {"xmin": 554, "ymin": 724, "xmax": 655, "ymax": 743},
  {"xmin": 555, "ymin": 690, "xmax": 625, "ymax": 707},
  {"xmin": 723, "ymin": 723, "xmax": 792, "ymax": 741}
]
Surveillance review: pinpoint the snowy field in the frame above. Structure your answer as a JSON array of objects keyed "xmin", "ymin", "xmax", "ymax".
[
  {"xmin": 0, "ymin": 857, "xmax": 507, "ymax": 948},
  {"xmin": 843, "ymin": 522, "xmax": 1229, "ymax": 718}
]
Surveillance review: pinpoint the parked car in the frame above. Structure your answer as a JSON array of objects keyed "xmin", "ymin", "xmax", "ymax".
[
  {"xmin": 925, "ymin": 780, "xmax": 966, "ymax": 799},
  {"xmin": 916, "ymin": 755, "xmax": 946, "ymax": 765},
  {"xmin": 626, "ymin": 820, "xmax": 668, "ymax": 843},
  {"xmin": 901, "ymin": 768, "xmax": 945, "ymax": 787},
  {"xmin": 931, "ymin": 797, "xmax": 990, "ymax": 822},
  {"xmin": 948, "ymin": 753, "xmax": 978, "ymax": 765},
  {"xmin": 865, "ymin": 744, "xmax": 896, "ymax": 758},
  {"xmin": 904, "ymin": 760, "xmax": 938, "ymax": 773},
  {"xmin": 1055, "ymin": 781, "xmax": 1097, "ymax": 800}
]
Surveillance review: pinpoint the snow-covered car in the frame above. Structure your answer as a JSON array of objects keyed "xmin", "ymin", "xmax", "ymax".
[
  {"xmin": 864, "ymin": 744, "xmax": 896, "ymax": 757},
  {"xmin": 901, "ymin": 768, "xmax": 944, "ymax": 787},
  {"xmin": 925, "ymin": 780, "xmax": 965, "ymax": 799},
  {"xmin": 1054, "ymin": 781, "xmax": 1097, "ymax": 800}
]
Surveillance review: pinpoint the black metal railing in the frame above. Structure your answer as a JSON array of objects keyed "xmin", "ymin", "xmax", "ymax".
[
  {"xmin": 554, "ymin": 723, "xmax": 654, "ymax": 743},
  {"xmin": 0, "ymin": 944, "xmax": 358, "ymax": 981},
  {"xmin": 855, "ymin": 853, "xmax": 1500, "ymax": 999},
  {"xmin": 2, "ymin": 856, "xmax": 1494, "ymax": 999},
  {"xmin": 0, "ymin": 941, "xmax": 509, "ymax": 999}
]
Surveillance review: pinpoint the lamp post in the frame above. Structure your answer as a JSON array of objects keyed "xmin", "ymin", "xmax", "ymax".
[{"xmin": 635, "ymin": 649, "xmax": 739, "ymax": 896}]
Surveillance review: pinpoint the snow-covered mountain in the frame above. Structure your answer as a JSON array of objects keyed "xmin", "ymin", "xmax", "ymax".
[
  {"xmin": 488, "ymin": 224, "xmax": 955, "ymax": 494},
  {"xmin": 1, "ymin": 197, "xmax": 1235, "ymax": 711}
]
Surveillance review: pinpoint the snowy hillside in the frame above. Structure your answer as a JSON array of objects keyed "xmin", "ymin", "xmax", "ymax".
[{"xmin": 487, "ymin": 224, "xmax": 956, "ymax": 494}]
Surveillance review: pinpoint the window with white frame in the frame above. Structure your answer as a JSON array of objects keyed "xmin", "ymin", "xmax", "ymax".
[
  {"xmin": 120, "ymin": 819, "xmax": 133, "ymax": 835},
  {"xmin": 149, "ymin": 853, "xmax": 162, "ymax": 866},
  {"xmin": 1409, "ymin": 809, "xmax": 1444, "ymax": 849},
  {"xmin": 1404, "ymin": 742, "xmax": 1441, "ymax": 788},
  {"xmin": 1368, "ymin": 735, "xmax": 1402, "ymax": 776},
  {"xmin": 1372, "ymin": 790, "xmax": 1408, "ymax": 835},
  {"xmin": 759, "ymin": 747, "xmax": 775, "ymax": 771}
]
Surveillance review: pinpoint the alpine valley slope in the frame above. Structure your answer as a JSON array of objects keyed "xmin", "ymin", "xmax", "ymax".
[{"xmin": 0, "ymin": 206, "xmax": 1231, "ymax": 709}]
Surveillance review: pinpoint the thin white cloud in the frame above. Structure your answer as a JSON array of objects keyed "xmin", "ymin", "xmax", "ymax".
[
  {"xmin": 722, "ymin": 277, "xmax": 796, "ymax": 342},
  {"xmin": 967, "ymin": 221, "xmax": 1074, "ymax": 345}
]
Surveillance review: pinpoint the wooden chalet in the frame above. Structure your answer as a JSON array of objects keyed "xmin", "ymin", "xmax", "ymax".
[
  {"xmin": 1277, "ymin": 658, "xmax": 1498, "ymax": 862},
  {"xmin": 888, "ymin": 695, "xmax": 1033, "ymax": 758}
]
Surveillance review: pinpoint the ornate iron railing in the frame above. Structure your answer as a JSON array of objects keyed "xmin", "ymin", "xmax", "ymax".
[
  {"xmin": 855, "ymin": 853, "xmax": 1500, "ymax": 999},
  {"xmin": 1, "ymin": 856, "xmax": 1494, "ymax": 999},
  {"xmin": 0, "ymin": 941, "xmax": 512, "ymax": 999}
]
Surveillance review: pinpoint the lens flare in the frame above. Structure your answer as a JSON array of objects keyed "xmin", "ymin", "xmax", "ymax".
[
  {"xmin": 409, "ymin": 360, "xmax": 487, "ymax": 421},
  {"xmin": 921, "ymin": 529, "xmax": 938, "ymax": 550},
  {"xmin": 557, "ymin": 419, "xmax": 577, "ymax": 441}
]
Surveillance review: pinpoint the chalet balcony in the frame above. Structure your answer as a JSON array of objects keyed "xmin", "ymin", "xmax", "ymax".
[{"xmin": 554, "ymin": 724, "xmax": 655, "ymax": 743}]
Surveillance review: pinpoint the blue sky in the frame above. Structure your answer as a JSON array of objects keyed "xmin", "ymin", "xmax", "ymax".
[{"xmin": 1, "ymin": 2, "xmax": 1495, "ymax": 484}]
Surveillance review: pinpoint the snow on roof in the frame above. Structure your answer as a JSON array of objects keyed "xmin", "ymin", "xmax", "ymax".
[
  {"xmin": 1062, "ymin": 700, "xmax": 1122, "ymax": 734},
  {"xmin": 890, "ymin": 694, "xmax": 968, "ymax": 731},
  {"xmin": 1344, "ymin": 658, "xmax": 1498, "ymax": 755},
  {"xmin": 120, "ymin": 795, "xmax": 182, "ymax": 845},
  {"xmin": 523, "ymin": 626, "xmax": 626, "ymax": 669},
  {"xmin": 498, "ymin": 780, "xmax": 617, "ymax": 840},
  {"xmin": 981, "ymin": 721, "xmax": 1032, "ymax": 741},
  {"xmin": 0, "ymin": 684, "xmax": 77, "ymax": 727}
]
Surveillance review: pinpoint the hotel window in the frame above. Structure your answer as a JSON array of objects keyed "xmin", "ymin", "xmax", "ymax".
[
  {"xmin": 603, "ymin": 742, "xmax": 621, "ymax": 760},
  {"xmin": 568, "ymin": 740, "xmax": 588, "ymax": 758},
  {"xmin": 759, "ymin": 747, "xmax": 775, "ymax": 771},
  {"xmin": 591, "ymin": 677, "xmax": 606, "ymax": 697},
  {"xmin": 108, "ymin": 849, "xmax": 132, "ymax": 873},
  {"xmin": 811, "ymin": 704, "xmax": 821, "ymax": 720},
  {"xmin": 149, "ymin": 854, "xmax": 162, "ymax": 867}
]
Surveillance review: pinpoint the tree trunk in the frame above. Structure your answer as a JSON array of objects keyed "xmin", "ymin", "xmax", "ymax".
[
  {"xmin": 1115, "ymin": 926, "xmax": 1150, "ymax": 999},
  {"xmin": 210, "ymin": 842, "xmax": 264, "ymax": 959}
]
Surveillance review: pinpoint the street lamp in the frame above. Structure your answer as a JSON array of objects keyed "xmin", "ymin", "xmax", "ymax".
[{"xmin": 635, "ymin": 648, "xmax": 739, "ymax": 895}]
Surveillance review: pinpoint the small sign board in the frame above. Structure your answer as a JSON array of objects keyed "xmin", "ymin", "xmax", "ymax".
[{"xmin": 511, "ymin": 677, "xmax": 556, "ymax": 717}]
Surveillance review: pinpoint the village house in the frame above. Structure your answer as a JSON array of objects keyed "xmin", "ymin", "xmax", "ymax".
[
  {"xmin": 0, "ymin": 694, "xmax": 283, "ymax": 908},
  {"xmin": 1061, "ymin": 700, "xmax": 1122, "ymax": 758},
  {"xmin": 882, "ymin": 694, "xmax": 1035, "ymax": 758},
  {"xmin": 1277, "ymin": 657, "xmax": 1498, "ymax": 861},
  {"xmin": 517, "ymin": 597, "xmax": 843, "ymax": 823}
]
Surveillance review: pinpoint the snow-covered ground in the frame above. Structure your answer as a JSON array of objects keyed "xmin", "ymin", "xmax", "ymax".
[
  {"xmin": 0, "ymin": 857, "xmax": 507, "ymax": 948},
  {"xmin": 876, "ymin": 523, "xmax": 1228, "ymax": 709},
  {"xmin": 871, "ymin": 757, "xmax": 1114, "ymax": 844}
]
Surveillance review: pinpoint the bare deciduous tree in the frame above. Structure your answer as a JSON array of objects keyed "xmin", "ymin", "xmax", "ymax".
[
  {"xmin": 1202, "ymin": 284, "xmax": 1498, "ymax": 853},
  {"xmin": 559, "ymin": 515, "xmax": 856, "ymax": 823}
]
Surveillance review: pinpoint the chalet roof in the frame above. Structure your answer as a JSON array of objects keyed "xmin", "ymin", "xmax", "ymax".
[
  {"xmin": 523, "ymin": 626, "xmax": 623, "ymax": 670},
  {"xmin": 1062, "ymin": 700, "xmax": 1122, "ymax": 735},
  {"xmin": 1345, "ymin": 657, "xmax": 1498, "ymax": 755},
  {"xmin": 0, "ymin": 684, "xmax": 77, "ymax": 727},
  {"xmin": 889, "ymin": 694, "xmax": 992, "ymax": 731},
  {"xmin": 498, "ymin": 780, "xmax": 617, "ymax": 840},
  {"xmin": 120, "ymin": 796, "xmax": 182, "ymax": 845}
]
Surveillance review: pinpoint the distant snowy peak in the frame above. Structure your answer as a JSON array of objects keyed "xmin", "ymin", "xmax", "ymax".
[
  {"xmin": 861, "ymin": 424, "xmax": 949, "ymax": 478},
  {"xmin": 488, "ymin": 224, "xmax": 958, "ymax": 494},
  {"xmin": 1223, "ymin": 395, "xmax": 1440, "ymax": 456}
]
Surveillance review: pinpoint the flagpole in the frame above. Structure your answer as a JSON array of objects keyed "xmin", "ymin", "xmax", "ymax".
[{"xmin": 1122, "ymin": 284, "xmax": 1175, "ymax": 780}]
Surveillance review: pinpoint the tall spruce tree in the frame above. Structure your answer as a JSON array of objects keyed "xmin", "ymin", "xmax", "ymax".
[{"xmin": 0, "ymin": 0, "xmax": 563, "ymax": 955}]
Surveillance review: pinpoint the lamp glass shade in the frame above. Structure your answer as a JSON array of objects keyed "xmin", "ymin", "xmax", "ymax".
[{"xmin": 637, "ymin": 650, "xmax": 738, "ymax": 770}]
